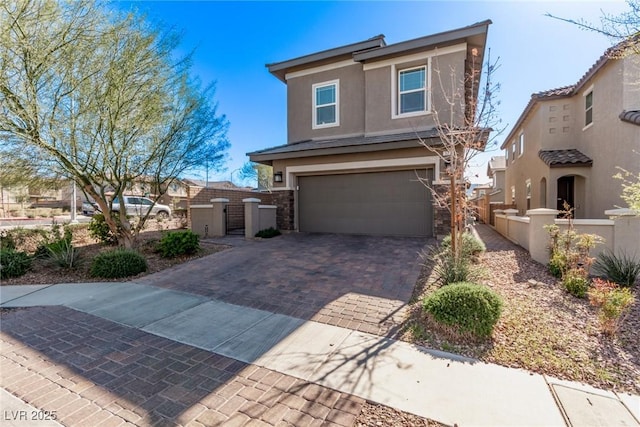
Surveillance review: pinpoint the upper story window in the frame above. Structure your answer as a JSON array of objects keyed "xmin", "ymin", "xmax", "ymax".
[
  {"xmin": 312, "ymin": 80, "xmax": 339, "ymax": 129},
  {"xmin": 399, "ymin": 66, "xmax": 426, "ymax": 114},
  {"xmin": 511, "ymin": 141, "xmax": 516, "ymax": 161},
  {"xmin": 584, "ymin": 89, "xmax": 593, "ymax": 127},
  {"xmin": 518, "ymin": 133, "xmax": 524, "ymax": 157}
]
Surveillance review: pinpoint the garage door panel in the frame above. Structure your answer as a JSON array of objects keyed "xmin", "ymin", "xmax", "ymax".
[{"xmin": 298, "ymin": 169, "xmax": 433, "ymax": 236}]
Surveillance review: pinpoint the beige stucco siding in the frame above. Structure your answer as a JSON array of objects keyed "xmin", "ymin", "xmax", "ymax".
[
  {"xmin": 504, "ymin": 56, "xmax": 640, "ymax": 219},
  {"xmin": 287, "ymin": 63, "xmax": 365, "ymax": 143},
  {"xmin": 363, "ymin": 50, "xmax": 466, "ymax": 135},
  {"xmin": 270, "ymin": 145, "xmax": 440, "ymax": 189}
]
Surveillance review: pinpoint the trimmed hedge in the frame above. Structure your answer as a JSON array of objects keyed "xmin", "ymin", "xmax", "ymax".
[
  {"xmin": 423, "ymin": 282, "xmax": 502, "ymax": 339},
  {"xmin": 90, "ymin": 249, "xmax": 147, "ymax": 279}
]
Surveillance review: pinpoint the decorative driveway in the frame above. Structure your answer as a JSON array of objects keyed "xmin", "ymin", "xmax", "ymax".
[{"xmin": 136, "ymin": 233, "xmax": 432, "ymax": 337}]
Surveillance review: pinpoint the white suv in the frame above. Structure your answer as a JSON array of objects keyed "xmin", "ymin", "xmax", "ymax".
[{"xmin": 111, "ymin": 196, "xmax": 172, "ymax": 219}]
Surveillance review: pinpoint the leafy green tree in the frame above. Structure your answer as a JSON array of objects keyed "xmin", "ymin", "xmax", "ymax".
[{"xmin": 0, "ymin": 0, "xmax": 229, "ymax": 247}]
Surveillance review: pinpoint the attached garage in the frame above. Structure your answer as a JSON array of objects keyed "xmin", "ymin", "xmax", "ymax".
[{"xmin": 298, "ymin": 169, "xmax": 433, "ymax": 237}]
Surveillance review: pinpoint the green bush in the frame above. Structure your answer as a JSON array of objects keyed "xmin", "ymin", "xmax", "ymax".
[
  {"xmin": 255, "ymin": 227, "xmax": 281, "ymax": 238},
  {"xmin": 562, "ymin": 269, "xmax": 589, "ymax": 298},
  {"xmin": 156, "ymin": 230, "xmax": 199, "ymax": 258},
  {"xmin": 0, "ymin": 230, "xmax": 17, "ymax": 250},
  {"xmin": 548, "ymin": 252, "xmax": 567, "ymax": 278},
  {"xmin": 588, "ymin": 278, "xmax": 635, "ymax": 335},
  {"xmin": 0, "ymin": 249, "xmax": 32, "ymax": 279},
  {"xmin": 594, "ymin": 250, "xmax": 640, "ymax": 288},
  {"xmin": 90, "ymin": 249, "xmax": 147, "ymax": 278},
  {"xmin": 441, "ymin": 232, "xmax": 486, "ymax": 260},
  {"xmin": 423, "ymin": 282, "xmax": 503, "ymax": 339},
  {"xmin": 88, "ymin": 213, "xmax": 120, "ymax": 245}
]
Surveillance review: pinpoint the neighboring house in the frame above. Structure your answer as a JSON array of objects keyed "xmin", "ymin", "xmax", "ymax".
[
  {"xmin": 501, "ymin": 40, "xmax": 640, "ymax": 218},
  {"xmin": 248, "ymin": 21, "xmax": 492, "ymax": 237},
  {"xmin": 486, "ymin": 155, "xmax": 506, "ymax": 203}
]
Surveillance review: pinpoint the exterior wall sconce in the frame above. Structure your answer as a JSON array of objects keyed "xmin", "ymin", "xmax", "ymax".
[{"xmin": 273, "ymin": 171, "xmax": 283, "ymax": 183}]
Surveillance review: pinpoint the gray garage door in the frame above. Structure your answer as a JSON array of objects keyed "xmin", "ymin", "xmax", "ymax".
[{"xmin": 298, "ymin": 169, "xmax": 433, "ymax": 237}]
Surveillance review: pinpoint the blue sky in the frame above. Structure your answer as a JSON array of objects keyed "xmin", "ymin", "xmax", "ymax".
[{"xmin": 118, "ymin": 0, "xmax": 628, "ymax": 185}]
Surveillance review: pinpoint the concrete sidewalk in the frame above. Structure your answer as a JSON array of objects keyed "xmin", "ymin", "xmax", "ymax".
[{"xmin": 2, "ymin": 282, "xmax": 639, "ymax": 426}]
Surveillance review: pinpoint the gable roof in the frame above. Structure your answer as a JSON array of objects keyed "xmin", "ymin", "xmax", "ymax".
[
  {"xmin": 266, "ymin": 21, "xmax": 491, "ymax": 83},
  {"xmin": 500, "ymin": 37, "xmax": 638, "ymax": 150},
  {"xmin": 538, "ymin": 149, "xmax": 593, "ymax": 168}
]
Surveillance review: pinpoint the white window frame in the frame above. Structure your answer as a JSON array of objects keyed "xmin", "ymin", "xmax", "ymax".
[
  {"xmin": 392, "ymin": 60, "xmax": 431, "ymax": 119},
  {"xmin": 511, "ymin": 141, "xmax": 516, "ymax": 161},
  {"xmin": 312, "ymin": 80, "xmax": 340, "ymax": 129},
  {"xmin": 518, "ymin": 133, "xmax": 524, "ymax": 157},
  {"xmin": 511, "ymin": 185, "xmax": 516, "ymax": 204},
  {"xmin": 583, "ymin": 85, "xmax": 593, "ymax": 130}
]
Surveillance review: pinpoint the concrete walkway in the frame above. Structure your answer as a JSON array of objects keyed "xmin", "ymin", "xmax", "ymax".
[{"xmin": 2, "ymin": 281, "xmax": 638, "ymax": 426}]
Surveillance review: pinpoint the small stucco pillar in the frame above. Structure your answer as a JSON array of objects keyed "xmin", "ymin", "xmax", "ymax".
[
  {"xmin": 210, "ymin": 198, "xmax": 229, "ymax": 237},
  {"xmin": 190, "ymin": 205, "xmax": 213, "ymax": 238},
  {"xmin": 605, "ymin": 208, "xmax": 640, "ymax": 254},
  {"xmin": 243, "ymin": 198, "xmax": 261, "ymax": 239},
  {"xmin": 503, "ymin": 208, "xmax": 518, "ymax": 217},
  {"xmin": 527, "ymin": 208, "xmax": 559, "ymax": 265}
]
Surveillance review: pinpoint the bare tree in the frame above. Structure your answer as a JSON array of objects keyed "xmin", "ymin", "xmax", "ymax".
[
  {"xmin": 418, "ymin": 47, "xmax": 502, "ymax": 259},
  {"xmin": 0, "ymin": 0, "xmax": 229, "ymax": 247}
]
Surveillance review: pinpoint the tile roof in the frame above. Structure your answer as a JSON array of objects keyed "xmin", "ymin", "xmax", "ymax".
[
  {"xmin": 248, "ymin": 129, "xmax": 441, "ymax": 157},
  {"xmin": 531, "ymin": 85, "xmax": 575, "ymax": 99},
  {"xmin": 538, "ymin": 149, "xmax": 593, "ymax": 168},
  {"xmin": 620, "ymin": 110, "xmax": 640, "ymax": 126}
]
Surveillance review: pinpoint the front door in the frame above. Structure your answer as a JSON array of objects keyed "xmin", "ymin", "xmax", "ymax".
[{"xmin": 557, "ymin": 176, "xmax": 575, "ymax": 213}]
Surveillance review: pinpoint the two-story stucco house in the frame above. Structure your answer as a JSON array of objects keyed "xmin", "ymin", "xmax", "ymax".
[
  {"xmin": 248, "ymin": 21, "xmax": 491, "ymax": 237},
  {"xmin": 501, "ymin": 40, "xmax": 640, "ymax": 218}
]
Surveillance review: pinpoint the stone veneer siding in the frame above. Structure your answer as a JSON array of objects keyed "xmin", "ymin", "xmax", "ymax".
[{"xmin": 271, "ymin": 190, "xmax": 295, "ymax": 231}]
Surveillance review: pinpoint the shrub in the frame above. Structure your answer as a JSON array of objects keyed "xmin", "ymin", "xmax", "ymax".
[
  {"xmin": 441, "ymin": 231, "xmax": 486, "ymax": 261},
  {"xmin": 90, "ymin": 249, "xmax": 147, "ymax": 278},
  {"xmin": 88, "ymin": 213, "xmax": 120, "ymax": 245},
  {"xmin": 588, "ymin": 278, "xmax": 635, "ymax": 335},
  {"xmin": 156, "ymin": 230, "xmax": 199, "ymax": 258},
  {"xmin": 46, "ymin": 239, "xmax": 81, "ymax": 269},
  {"xmin": 594, "ymin": 250, "xmax": 640, "ymax": 288},
  {"xmin": 562, "ymin": 268, "xmax": 589, "ymax": 298},
  {"xmin": 423, "ymin": 282, "xmax": 503, "ymax": 339},
  {"xmin": 548, "ymin": 252, "xmax": 567, "ymax": 278},
  {"xmin": 0, "ymin": 230, "xmax": 17, "ymax": 250},
  {"xmin": 432, "ymin": 251, "xmax": 472, "ymax": 285},
  {"xmin": 0, "ymin": 249, "xmax": 32, "ymax": 279},
  {"xmin": 255, "ymin": 227, "xmax": 281, "ymax": 239}
]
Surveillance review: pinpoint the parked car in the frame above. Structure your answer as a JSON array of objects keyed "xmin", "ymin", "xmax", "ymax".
[
  {"xmin": 81, "ymin": 201, "xmax": 98, "ymax": 216},
  {"xmin": 111, "ymin": 196, "xmax": 171, "ymax": 219}
]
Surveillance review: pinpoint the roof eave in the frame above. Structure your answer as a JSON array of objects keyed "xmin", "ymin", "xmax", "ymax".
[
  {"xmin": 266, "ymin": 35, "xmax": 386, "ymax": 83},
  {"xmin": 352, "ymin": 20, "xmax": 491, "ymax": 62}
]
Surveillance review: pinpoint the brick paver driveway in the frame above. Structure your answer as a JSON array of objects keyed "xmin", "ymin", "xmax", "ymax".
[{"xmin": 136, "ymin": 233, "xmax": 432, "ymax": 337}]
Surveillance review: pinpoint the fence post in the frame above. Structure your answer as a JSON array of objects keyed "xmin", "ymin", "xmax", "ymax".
[
  {"xmin": 605, "ymin": 208, "xmax": 640, "ymax": 255},
  {"xmin": 210, "ymin": 198, "xmax": 229, "ymax": 237},
  {"xmin": 527, "ymin": 208, "xmax": 559, "ymax": 265},
  {"xmin": 243, "ymin": 198, "xmax": 261, "ymax": 239}
]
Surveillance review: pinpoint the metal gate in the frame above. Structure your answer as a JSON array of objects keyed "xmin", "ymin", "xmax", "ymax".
[{"xmin": 225, "ymin": 204, "xmax": 245, "ymax": 235}]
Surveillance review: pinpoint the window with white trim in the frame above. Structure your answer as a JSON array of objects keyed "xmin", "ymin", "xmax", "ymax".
[
  {"xmin": 312, "ymin": 80, "xmax": 339, "ymax": 129},
  {"xmin": 518, "ymin": 133, "xmax": 524, "ymax": 157},
  {"xmin": 511, "ymin": 142, "xmax": 516, "ymax": 161},
  {"xmin": 584, "ymin": 90, "xmax": 593, "ymax": 127},
  {"xmin": 398, "ymin": 66, "xmax": 427, "ymax": 115}
]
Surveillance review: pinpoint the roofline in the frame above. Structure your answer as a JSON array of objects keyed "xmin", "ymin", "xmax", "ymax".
[
  {"xmin": 266, "ymin": 35, "xmax": 386, "ymax": 82},
  {"xmin": 353, "ymin": 20, "xmax": 492, "ymax": 62},
  {"xmin": 500, "ymin": 38, "xmax": 635, "ymax": 150}
]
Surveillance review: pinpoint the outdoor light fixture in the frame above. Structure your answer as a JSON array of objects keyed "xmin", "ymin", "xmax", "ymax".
[{"xmin": 274, "ymin": 171, "xmax": 283, "ymax": 183}]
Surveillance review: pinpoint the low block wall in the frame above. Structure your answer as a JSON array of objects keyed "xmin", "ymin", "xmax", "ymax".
[
  {"xmin": 493, "ymin": 208, "xmax": 638, "ymax": 266},
  {"xmin": 258, "ymin": 205, "xmax": 277, "ymax": 231}
]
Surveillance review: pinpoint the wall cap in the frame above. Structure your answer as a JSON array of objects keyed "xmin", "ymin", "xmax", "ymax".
[
  {"xmin": 605, "ymin": 208, "xmax": 639, "ymax": 217},
  {"xmin": 526, "ymin": 208, "xmax": 560, "ymax": 216},
  {"xmin": 211, "ymin": 198, "xmax": 230, "ymax": 203},
  {"xmin": 190, "ymin": 205, "xmax": 213, "ymax": 209},
  {"xmin": 503, "ymin": 209, "xmax": 518, "ymax": 215},
  {"xmin": 258, "ymin": 205, "xmax": 277, "ymax": 209},
  {"xmin": 243, "ymin": 198, "xmax": 261, "ymax": 203}
]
